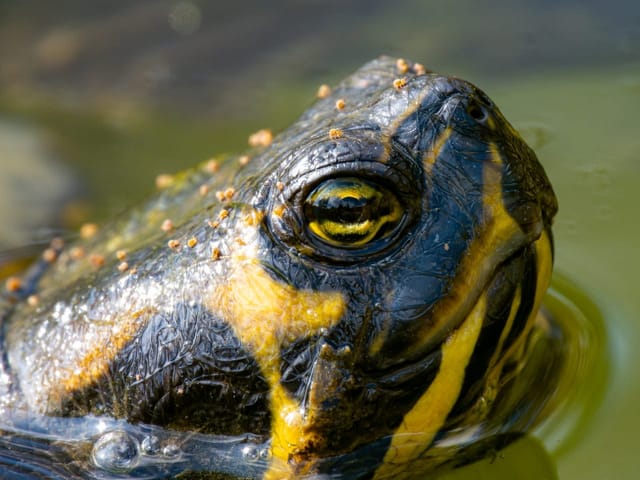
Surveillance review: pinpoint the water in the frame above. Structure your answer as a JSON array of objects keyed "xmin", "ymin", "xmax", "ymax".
[
  {"xmin": 0, "ymin": 1, "xmax": 638, "ymax": 478},
  {"xmin": 0, "ymin": 412, "xmax": 270, "ymax": 478},
  {"xmin": 513, "ymin": 69, "xmax": 640, "ymax": 480}
]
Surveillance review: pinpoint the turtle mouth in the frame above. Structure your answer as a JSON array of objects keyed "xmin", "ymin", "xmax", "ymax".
[
  {"xmin": 271, "ymin": 255, "xmax": 521, "ymax": 462},
  {"xmin": 371, "ymin": 234, "xmax": 543, "ymax": 373},
  {"xmin": 364, "ymin": 255, "xmax": 517, "ymax": 400}
]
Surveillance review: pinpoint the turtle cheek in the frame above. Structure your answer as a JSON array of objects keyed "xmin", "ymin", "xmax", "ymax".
[
  {"xmin": 276, "ymin": 338, "xmax": 441, "ymax": 463},
  {"xmin": 496, "ymin": 138, "xmax": 558, "ymax": 233},
  {"xmin": 503, "ymin": 199, "xmax": 544, "ymax": 238}
]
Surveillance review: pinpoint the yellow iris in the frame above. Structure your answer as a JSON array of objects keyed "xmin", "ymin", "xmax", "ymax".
[{"xmin": 305, "ymin": 177, "xmax": 403, "ymax": 248}]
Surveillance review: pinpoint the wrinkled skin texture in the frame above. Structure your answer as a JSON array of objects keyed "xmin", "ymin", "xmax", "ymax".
[{"xmin": 0, "ymin": 57, "xmax": 557, "ymax": 479}]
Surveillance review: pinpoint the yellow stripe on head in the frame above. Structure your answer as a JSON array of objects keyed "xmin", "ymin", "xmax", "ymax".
[
  {"xmin": 422, "ymin": 127, "xmax": 452, "ymax": 173},
  {"xmin": 402, "ymin": 143, "xmax": 524, "ymax": 361},
  {"xmin": 208, "ymin": 216, "xmax": 346, "ymax": 479}
]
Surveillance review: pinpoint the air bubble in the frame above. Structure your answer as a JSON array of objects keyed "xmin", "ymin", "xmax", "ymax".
[
  {"xmin": 259, "ymin": 447, "xmax": 270, "ymax": 460},
  {"xmin": 242, "ymin": 445, "xmax": 259, "ymax": 462},
  {"xmin": 162, "ymin": 442, "xmax": 181, "ymax": 458},
  {"xmin": 140, "ymin": 435, "xmax": 161, "ymax": 455},
  {"xmin": 92, "ymin": 430, "xmax": 139, "ymax": 473}
]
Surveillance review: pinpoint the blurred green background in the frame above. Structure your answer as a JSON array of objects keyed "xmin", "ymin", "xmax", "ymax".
[{"xmin": 0, "ymin": 1, "xmax": 638, "ymax": 479}]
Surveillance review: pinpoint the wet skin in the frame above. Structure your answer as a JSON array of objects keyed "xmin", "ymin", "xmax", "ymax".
[{"xmin": 0, "ymin": 57, "xmax": 558, "ymax": 479}]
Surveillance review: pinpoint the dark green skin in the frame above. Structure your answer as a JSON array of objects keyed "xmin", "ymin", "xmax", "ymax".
[{"xmin": 0, "ymin": 57, "xmax": 557, "ymax": 478}]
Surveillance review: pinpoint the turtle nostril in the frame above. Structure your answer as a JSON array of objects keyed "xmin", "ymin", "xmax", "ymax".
[{"xmin": 467, "ymin": 100, "xmax": 488, "ymax": 123}]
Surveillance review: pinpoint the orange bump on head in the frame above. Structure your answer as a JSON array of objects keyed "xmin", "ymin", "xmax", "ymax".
[
  {"xmin": 248, "ymin": 129, "xmax": 273, "ymax": 148},
  {"xmin": 117, "ymin": 261, "xmax": 129, "ymax": 272},
  {"xmin": 205, "ymin": 159, "xmax": 219, "ymax": 174},
  {"xmin": 393, "ymin": 77, "xmax": 408, "ymax": 90},
  {"xmin": 216, "ymin": 188, "xmax": 235, "ymax": 202},
  {"xmin": 329, "ymin": 128, "xmax": 343, "ymax": 140},
  {"xmin": 69, "ymin": 246, "xmax": 85, "ymax": 260},
  {"xmin": 317, "ymin": 84, "xmax": 331, "ymax": 99},
  {"xmin": 199, "ymin": 184, "xmax": 210, "ymax": 196},
  {"xmin": 335, "ymin": 98, "xmax": 346, "ymax": 110},
  {"xmin": 155, "ymin": 173, "xmax": 175, "ymax": 190},
  {"xmin": 80, "ymin": 223, "xmax": 99, "ymax": 239},
  {"xmin": 239, "ymin": 155, "xmax": 251, "ymax": 166},
  {"xmin": 42, "ymin": 248, "xmax": 57, "ymax": 263},
  {"xmin": 5, "ymin": 276, "xmax": 22, "ymax": 293},
  {"xmin": 27, "ymin": 294, "xmax": 39, "ymax": 307},
  {"xmin": 89, "ymin": 254, "xmax": 105, "ymax": 268},
  {"xmin": 161, "ymin": 219, "xmax": 174, "ymax": 233},
  {"xmin": 412, "ymin": 62, "xmax": 427, "ymax": 75},
  {"xmin": 211, "ymin": 247, "xmax": 221, "ymax": 261},
  {"xmin": 396, "ymin": 58, "xmax": 410, "ymax": 74},
  {"xmin": 187, "ymin": 237, "xmax": 198, "ymax": 248},
  {"xmin": 116, "ymin": 250, "xmax": 127, "ymax": 261},
  {"xmin": 276, "ymin": 181, "xmax": 285, "ymax": 192},
  {"xmin": 167, "ymin": 239, "xmax": 180, "ymax": 250},
  {"xmin": 218, "ymin": 209, "xmax": 230, "ymax": 221}
]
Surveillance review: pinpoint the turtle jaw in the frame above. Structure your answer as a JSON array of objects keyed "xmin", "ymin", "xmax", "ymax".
[
  {"xmin": 258, "ymin": 272, "xmax": 514, "ymax": 480},
  {"xmin": 269, "ymin": 229, "xmax": 554, "ymax": 479}
]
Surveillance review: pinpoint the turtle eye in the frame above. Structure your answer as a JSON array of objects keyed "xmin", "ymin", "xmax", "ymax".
[{"xmin": 303, "ymin": 177, "xmax": 403, "ymax": 248}]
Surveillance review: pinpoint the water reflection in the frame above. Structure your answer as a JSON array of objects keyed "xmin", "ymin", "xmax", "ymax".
[{"xmin": 1, "ymin": 412, "xmax": 269, "ymax": 479}]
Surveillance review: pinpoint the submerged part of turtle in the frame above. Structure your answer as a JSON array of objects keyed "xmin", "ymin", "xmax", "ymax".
[{"xmin": 0, "ymin": 57, "xmax": 565, "ymax": 479}]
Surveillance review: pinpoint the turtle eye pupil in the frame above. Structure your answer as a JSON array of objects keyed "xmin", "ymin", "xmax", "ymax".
[
  {"xmin": 320, "ymin": 196, "xmax": 368, "ymax": 223},
  {"xmin": 304, "ymin": 177, "xmax": 403, "ymax": 248}
]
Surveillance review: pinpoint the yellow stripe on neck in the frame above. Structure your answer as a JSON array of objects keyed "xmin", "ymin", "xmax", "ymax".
[{"xmin": 374, "ymin": 293, "xmax": 487, "ymax": 479}]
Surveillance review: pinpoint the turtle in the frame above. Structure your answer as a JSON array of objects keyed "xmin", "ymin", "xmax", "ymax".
[{"xmin": 0, "ymin": 56, "xmax": 561, "ymax": 479}]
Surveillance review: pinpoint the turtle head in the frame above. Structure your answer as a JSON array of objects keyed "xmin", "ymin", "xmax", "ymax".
[{"xmin": 256, "ymin": 57, "xmax": 557, "ymax": 477}]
